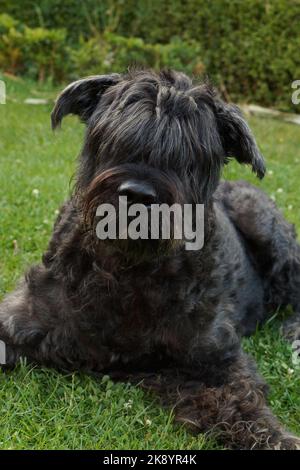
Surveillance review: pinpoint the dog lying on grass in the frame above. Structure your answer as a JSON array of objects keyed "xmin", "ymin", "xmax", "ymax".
[{"xmin": 1, "ymin": 69, "xmax": 300, "ymax": 449}]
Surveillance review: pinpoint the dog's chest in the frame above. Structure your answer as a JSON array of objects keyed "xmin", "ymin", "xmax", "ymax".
[
  {"xmin": 94, "ymin": 259, "xmax": 219, "ymax": 357},
  {"xmin": 82, "ymin": 245, "xmax": 255, "ymax": 365},
  {"xmin": 114, "ymin": 257, "xmax": 209, "ymax": 320}
]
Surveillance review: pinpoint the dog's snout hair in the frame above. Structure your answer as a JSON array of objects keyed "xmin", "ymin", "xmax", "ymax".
[{"xmin": 81, "ymin": 163, "xmax": 185, "ymax": 229}]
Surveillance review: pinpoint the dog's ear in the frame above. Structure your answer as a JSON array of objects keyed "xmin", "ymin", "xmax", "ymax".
[
  {"xmin": 51, "ymin": 74, "xmax": 121, "ymax": 129},
  {"xmin": 215, "ymin": 101, "xmax": 266, "ymax": 179}
]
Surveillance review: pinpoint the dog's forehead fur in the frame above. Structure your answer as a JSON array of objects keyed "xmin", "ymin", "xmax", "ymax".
[{"xmin": 88, "ymin": 70, "xmax": 224, "ymax": 172}]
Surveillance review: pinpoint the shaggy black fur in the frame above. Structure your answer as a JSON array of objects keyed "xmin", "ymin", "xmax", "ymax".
[{"xmin": 1, "ymin": 69, "xmax": 300, "ymax": 449}]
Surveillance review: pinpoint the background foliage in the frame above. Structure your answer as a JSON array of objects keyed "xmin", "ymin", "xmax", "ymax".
[{"xmin": 0, "ymin": 0, "xmax": 299, "ymax": 111}]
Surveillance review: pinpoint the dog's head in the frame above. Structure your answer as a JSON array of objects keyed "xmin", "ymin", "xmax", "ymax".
[{"xmin": 52, "ymin": 69, "xmax": 265, "ymax": 259}]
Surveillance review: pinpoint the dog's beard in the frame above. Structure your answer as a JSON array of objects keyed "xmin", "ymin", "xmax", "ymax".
[
  {"xmin": 84, "ymin": 206, "xmax": 184, "ymax": 264},
  {"xmin": 80, "ymin": 165, "xmax": 186, "ymax": 262}
]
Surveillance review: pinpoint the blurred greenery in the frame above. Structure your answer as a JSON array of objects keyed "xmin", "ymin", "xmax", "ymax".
[{"xmin": 0, "ymin": 1, "xmax": 299, "ymax": 111}]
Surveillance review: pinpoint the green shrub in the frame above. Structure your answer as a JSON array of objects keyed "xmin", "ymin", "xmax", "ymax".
[
  {"xmin": 0, "ymin": 0, "xmax": 113, "ymax": 38},
  {"xmin": 1, "ymin": 1, "xmax": 300, "ymax": 111},
  {"xmin": 0, "ymin": 14, "xmax": 24, "ymax": 75},
  {"xmin": 112, "ymin": 0, "xmax": 300, "ymax": 112},
  {"xmin": 0, "ymin": 13, "xmax": 202, "ymax": 84},
  {"xmin": 70, "ymin": 32, "xmax": 203, "ymax": 78},
  {"xmin": 156, "ymin": 37, "xmax": 203, "ymax": 76},
  {"xmin": 22, "ymin": 27, "xmax": 69, "ymax": 82},
  {"xmin": 0, "ymin": 12, "xmax": 19, "ymax": 32},
  {"xmin": 69, "ymin": 33, "xmax": 157, "ymax": 77},
  {"xmin": 0, "ymin": 13, "xmax": 69, "ymax": 81}
]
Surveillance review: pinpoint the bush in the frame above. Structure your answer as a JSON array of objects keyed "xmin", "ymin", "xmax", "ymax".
[
  {"xmin": 0, "ymin": 14, "xmax": 203, "ymax": 84},
  {"xmin": 22, "ymin": 27, "xmax": 69, "ymax": 82},
  {"xmin": 69, "ymin": 34, "xmax": 157, "ymax": 77},
  {"xmin": 0, "ymin": 0, "xmax": 115, "ymax": 39},
  {"xmin": 1, "ymin": 1, "xmax": 300, "ymax": 111},
  {"xmin": 0, "ymin": 14, "xmax": 24, "ymax": 75},
  {"xmin": 113, "ymin": 0, "xmax": 300, "ymax": 112},
  {"xmin": 0, "ymin": 14, "xmax": 69, "ymax": 81},
  {"xmin": 70, "ymin": 32, "xmax": 203, "ymax": 78}
]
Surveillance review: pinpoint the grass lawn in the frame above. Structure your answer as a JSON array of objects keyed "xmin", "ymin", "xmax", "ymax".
[{"xmin": 0, "ymin": 76, "xmax": 299, "ymax": 450}]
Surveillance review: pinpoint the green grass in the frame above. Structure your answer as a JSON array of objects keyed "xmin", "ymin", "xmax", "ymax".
[{"xmin": 0, "ymin": 76, "xmax": 299, "ymax": 449}]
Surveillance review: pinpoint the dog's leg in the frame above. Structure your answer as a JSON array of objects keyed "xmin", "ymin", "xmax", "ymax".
[
  {"xmin": 0, "ymin": 264, "xmax": 88, "ymax": 370},
  {"xmin": 0, "ymin": 279, "xmax": 43, "ymax": 367},
  {"xmin": 119, "ymin": 353, "xmax": 300, "ymax": 450},
  {"xmin": 217, "ymin": 180, "xmax": 300, "ymax": 341}
]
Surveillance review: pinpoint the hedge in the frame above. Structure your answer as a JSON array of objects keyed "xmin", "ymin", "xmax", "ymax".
[{"xmin": 0, "ymin": 0, "xmax": 299, "ymax": 111}]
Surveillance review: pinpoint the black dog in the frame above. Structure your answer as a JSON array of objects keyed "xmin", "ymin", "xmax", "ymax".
[{"xmin": 1, "ymin": 69, "xmax": 300, "ymax": 449}]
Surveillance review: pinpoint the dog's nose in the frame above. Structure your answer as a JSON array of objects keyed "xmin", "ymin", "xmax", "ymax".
[{"xmin": 118, "ymin": 180, "xmax": 157, "ymax": 206}]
